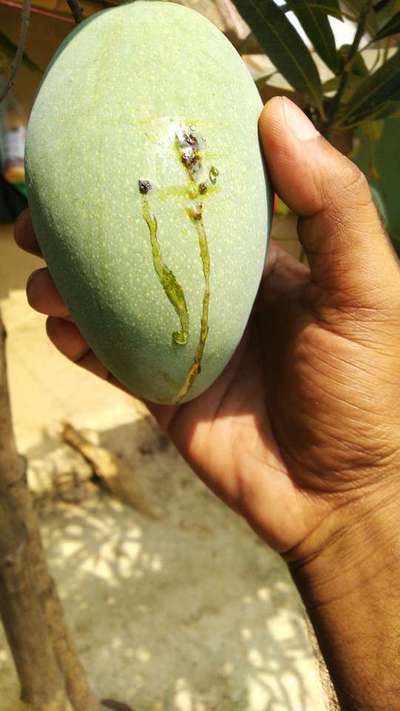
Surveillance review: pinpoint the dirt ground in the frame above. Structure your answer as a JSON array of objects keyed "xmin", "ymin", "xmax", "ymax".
[{"xmin": 0, "ymin": 221, "xmax": 330, "ymax": 710}]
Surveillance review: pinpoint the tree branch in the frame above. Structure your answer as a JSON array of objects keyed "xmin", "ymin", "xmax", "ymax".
[
  {"xmin": 0, "ymin": 0, "xmax": 74, "ymax": 25},
  {"xmin": 0, "ymin": 310, "xmax": 101, "ymax": 710},
  {"xmin": 65, "ymin": 0, "xmax": 83, "ymax": 24},
  {"xmin": 0, "ymin": 0, "xmax": 31, "ymax": 104}
]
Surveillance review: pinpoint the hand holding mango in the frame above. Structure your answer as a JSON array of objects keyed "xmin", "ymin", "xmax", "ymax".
[
  {"xmin": 17, "ymin": 7, "xmax": 400, "ymax": 706},
  {"xmin": 19, "ymin": 89, "xmax": 400, "ymax": 555},
  {"xmin": 19, "ymin": 0, "xmax": 400, "ymax": 554}
]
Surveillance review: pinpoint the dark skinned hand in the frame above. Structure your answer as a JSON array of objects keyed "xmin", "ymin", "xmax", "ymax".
[{"xmin": 15, "ymin": 97, "xmax": 400, "ymax": 568}]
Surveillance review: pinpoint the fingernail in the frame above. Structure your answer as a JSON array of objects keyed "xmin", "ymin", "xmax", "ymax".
[{"xmin": 282, "ymin": 97, "xmax": 320, "ymax": 141}]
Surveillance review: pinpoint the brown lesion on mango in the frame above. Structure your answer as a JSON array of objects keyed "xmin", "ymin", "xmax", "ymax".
[{"xmin": 138, "ymin": 179, "xmax": 189, "ymax": 347}]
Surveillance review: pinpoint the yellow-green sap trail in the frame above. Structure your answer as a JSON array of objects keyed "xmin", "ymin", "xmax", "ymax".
[
  {"xmin": 140, "ymin": 192, "xmax": 189, "ymax": 347},
  {"xmin": 173, "ymin": 125, "xmax": 216, "ymax": 403},
  {"xmin": 138, "ymin": 124, "xmax": 217, "ymax": 401},
  {"xmin": 174, "ymin": 210, "xmax": 210, "ymax": 402}
]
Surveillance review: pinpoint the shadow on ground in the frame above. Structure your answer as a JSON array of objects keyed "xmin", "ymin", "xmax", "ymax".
[{"xmin": 0, "ymin": 414, "xmax": 326, "ymax": 710}]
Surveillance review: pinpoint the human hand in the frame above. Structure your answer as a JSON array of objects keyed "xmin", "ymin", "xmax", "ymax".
[{"xmin": 16, "ymin": 97, "xmax": 400, "ymax": 564}]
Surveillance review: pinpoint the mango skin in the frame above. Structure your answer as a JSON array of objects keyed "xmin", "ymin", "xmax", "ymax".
[{"xmin": 26, "ymin": 1, "xmax": 272, "ymax": 404}]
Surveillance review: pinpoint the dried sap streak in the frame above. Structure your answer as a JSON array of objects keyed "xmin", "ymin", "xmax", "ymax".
[
  {"xmin": 173, "ymin": 126, "xmax": 218, "ymax": 403},
  {"xmin": 138, "ymin": 179, "xmax": 189, "ymax": 346},
  {"xmin": 174, "ymin": 203, "xmax": 210, "ymax": 401},
  {"xmin": 138, "ymin": 125, "xmax": 218, "ymax": 402}
]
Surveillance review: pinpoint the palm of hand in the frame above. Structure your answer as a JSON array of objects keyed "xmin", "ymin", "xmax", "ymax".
[
  {"xmin": 154, "ymin": 241, "xmax": 400, "ymax": 556},
  {"xmin": 18, "ymin": 97, "xmax": 400, "ymax": 562}
]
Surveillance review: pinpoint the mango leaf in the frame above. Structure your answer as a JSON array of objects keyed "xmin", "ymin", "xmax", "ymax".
[
  {"xmin": 339, "ymin": 49, "xmax": 400, "ymax": 125},
  {"xmin": 255, "ymin": 74, "xmax": 297, "ymax": 103},
  {"xmin": 370, "ymin": 185, "xmax": 388, "ymax": 225},
  {"xmin": 282, "ymin": 0, "xmax": 343, "ymax": 19},
  {"xmin": 232, "ymin": 0, "xmax": 323, "ymax": 109},
  {"xmin": 0, "ymin": 31, "xmax": 40, "ymax": 72},
  {"xmin": 373, "ymin": 10, "xmax": 400, "ymax": 40},
  {"xmin": 325, "ymin": 72, "xmax": 366, "ymax": 104},
  {"xmin": 360, "ymin": 99, "xmax": 400, "ymax": 120},
  {"xmin": 347, "ymin": 94, "xmax": 400, "ymax": 124},
  {"xmin": 323, "ymin": 50, "xmax": 367, "ymax": 99},
  {"xmin": 315, "ymin": 0, "xmax": 343, "ymax": 18},
  {"xmin": 374, "ymin": 0, "xmax": 396, "ymax": 11},
  {"xmin": 286, "ymin": 0, "xmax": 340, "ymax": 73},
  {"xmin": 238, "ymin": 32, "xmax": 261, "ymax": 55},
  {"xmin": 360, "ymin": 118, "xmax": 385, "ymax": 140},
  {"xmin": 323, "ymin": 76, "xmax": 340, "ymax": 92},
  {"xmin": 341, "ymin": 0, "xmax": 379, "ymax": 33},
  {"xmin": 255, "ymin": 70, "xmax": 279, "ymax": 89},
  {"xmin": 373, "ymin": 0, "xmax": 399, "ymax": 25},
  {"xmin": 338, "ymin": 44, "xmax": 369, "ymax": 76},
  {"xmin": 391, "ymin": 234, "xmax": 400, "ymax": 258}
]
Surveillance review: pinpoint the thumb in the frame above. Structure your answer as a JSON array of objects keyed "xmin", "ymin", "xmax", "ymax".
[{"xmin": 259, "ymin": 97, "xmax": 400, "ymax": 310}]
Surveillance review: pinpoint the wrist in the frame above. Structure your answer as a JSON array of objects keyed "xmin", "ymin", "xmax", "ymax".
[
  {"xmin": 289, "ymin": 486, "xmax": 400, "ymax": 605},
  {"xmin": 288, "ymin": 488, "xmax": 400, "ymax": 710}
]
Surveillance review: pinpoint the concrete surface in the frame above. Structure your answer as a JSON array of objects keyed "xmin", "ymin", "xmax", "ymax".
[{"xmin": 0, "ymin": 222, "xmax": 330, "ymax": 710}]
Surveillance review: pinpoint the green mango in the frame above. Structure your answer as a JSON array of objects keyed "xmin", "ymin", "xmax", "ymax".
[{"xmin": 26, "ymin": 1, "xmax": 272, "ymax": 404}]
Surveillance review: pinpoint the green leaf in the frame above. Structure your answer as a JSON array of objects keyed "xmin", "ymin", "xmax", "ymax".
[
  {"xmin": 374, "ymin": 0, "xmax": 398, "ymax": 25},
  {"xmin": 361, "ymin": 99, "xmax": 400, "ymax": 120},
  {"xmin": 323, "ymin": 76, "xmax": 340, "ymax": 92},
  {"xmin": 238, "ymin": 32, "xmax": 266, "ymax": 55},
  {"xmin": 323, "ymin": 50, "xmax": 367, "ymax": 98},
  {"xmin": 282, "ymin": 1, "xmax": 343, "ymax": 19},
  {"xmin": 374, "ymin": 0, "xmax": 396, "ymax": 11},
  {"xmin": 339, "ymin": 49, "xmax": 400, "ymax": 125},
  {"xmin": 370, "ymin": 185, "xmax": 388, "ymax": 225},
  {"xmin": 286, "ymin": 0, "xmax": 340, "ymax": 73},
  {"xmin": 232, "ymin": 0, "xmax": 324, "ymax": 111},
  {"xmin": 391, "ymin": 233, "xmax": 400, "ymax": 257},
  {"xmin": 338, "ymin": 45, "xmax": 369, "ymax": 76},
  {"xmin": 325, "ymin": 72, "xmax": 365, "ymax": 103},
  {"xmin": 0, "ymin": 31, "xmax": 40, "ymax": 73},
  {"xmin": 315, "ymin": 0, "xmax": 343, "ymax": 19},
  {"xmin": 373, "ymin": 10, "xmax": 400, "ymax": 40},
  {"xmin": 339, "ymin": 44, "xmax": 370, "ymax": 79},
  {"xmin": 342, "ymin": 0, "xmax": 379, "ymax": 33},
  {"xmin": 255, "ymin": 70, "xmax": 279, "ymax": 89},
  {"xmin": 360, "ymin": 118, "xmax": 385, "ymax": 140}
]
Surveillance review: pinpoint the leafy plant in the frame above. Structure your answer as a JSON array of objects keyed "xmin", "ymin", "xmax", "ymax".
[{"xmin": 233, "ymin": 0, "xmax": 400, "ymax": 139}]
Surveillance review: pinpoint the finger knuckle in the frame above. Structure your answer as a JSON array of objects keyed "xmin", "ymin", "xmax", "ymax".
[
  {"xmin": 320, "ymin": 159, "xmax": 373, "ymax": 225},
  {"xmin": 339, "ymin": 160, "xmax": 371, "ymax": 207}
]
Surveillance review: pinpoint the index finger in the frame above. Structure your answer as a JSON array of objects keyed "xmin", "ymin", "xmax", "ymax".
[{"xmin": 14, "ymin": 209, "xmax": 42, "ymax": 257}]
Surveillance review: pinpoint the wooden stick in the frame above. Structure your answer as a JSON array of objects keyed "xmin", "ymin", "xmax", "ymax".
[
  {"xmin": 65, "ymin": 0, "xmax": 83, "ymax": 25},
  {"xmin": 62, "ymin": 422, "xmax": 159, "ymax": 519},
  {"xmin": 0, "ymin": 0, "xmax": 31, "ymax": 104},
  {"xmin": 0, "ymin": 312, "xmax": 101, "ymax": 710}
]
